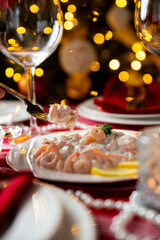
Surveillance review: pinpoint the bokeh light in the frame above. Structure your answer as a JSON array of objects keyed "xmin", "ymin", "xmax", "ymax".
[
  {"xmin": 109, "ymin": 59, "xmax": 120, "ymax": 70},
  {"xmin": 8, "ymin": 39, "xmax": 16, "ymax": 45},
  {"xmin": 105, "ymin": 31, "xmax": 113, "ymax": 41},
  {"xmin": 16, "ymin": 27, "xmax": 26, "ymax": 34},
  {"xmin": 93, "ymin": 33, "xmax": 105, "ymax": 44},
  {"xmin": 119, "ymin": 71, "xmax": 129, "ymax": 82},
  {"xmin": 136, "ymin": 50, "xmax": 146, "ymax": 60},
  {"xmin": 131, "ymin": 60, "xmax": 141, "ymax": 70},
  {"xmin": 64, "ymin": 21, "xmax": 73, "ymax": 30},
  {"xmin": 67, "ymin": 4, "xmax": 76, "ymax": 13},
  {"xmin": 65, "ymin": 12, "xmax": 74, "ymax": 20},
  {"xmin": 35, "ymin": 68, "xmax": 44, "ymax": 77},
  {"xmin": 13, "ymin": 73, "xmax": 21, "ymax": 82},
  {"xmin": 90, "ymin": 91, "xmax": 98, "ymax": 96},
  {"xmin": 90, "ymin": 61, "xmax": 100, "ymax": 72},
  {"xmin": 115, "ymin": 0, "xmax": 127, "ymax": 8},
  {"xmin": 43, "ymin": 27, "xmax": 52, "ymax": 34},
  {"xmin": 143, "ymin": 73, "xmax": 153, "ymax": 84},
  {"xmin": 5, "ymin": 67, "xmax": 14, "ymax": 78},
  {"xmin": 30, "ymin": 4, "xmax": 39, "ymax": 13},
  {"xmin": 132, "ymin": 42, "xmax": 142, "ymax": 52}
]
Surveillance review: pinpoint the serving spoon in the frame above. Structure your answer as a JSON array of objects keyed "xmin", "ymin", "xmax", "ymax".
[{"xmin": 0, "ymin": 82, "xmax": 48, "ymax": 121}]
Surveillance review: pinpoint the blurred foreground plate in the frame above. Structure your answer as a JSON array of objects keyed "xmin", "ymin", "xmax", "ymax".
[{"xmin": 1, "ymin": 181, "xmax": 97, "ymax": 240}]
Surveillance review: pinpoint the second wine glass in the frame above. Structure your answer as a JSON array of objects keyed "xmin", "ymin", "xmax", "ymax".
[
  {"xmin": 0, "ymin": 0, "xmax": 63, "ymax": 135},
  {"xmin": 135, "ymin": 0, "xmax": 160, "ymax": 56}
]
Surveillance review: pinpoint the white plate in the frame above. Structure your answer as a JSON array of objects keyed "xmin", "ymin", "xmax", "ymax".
[
  {"xmin": 1, "ymin": 182, "xmax": 97, "ymax": 240},
  {"xmin": 0, "ymin": 100, "xmax": 29, "ymax": 124},
  {"xmin": 77, "ymin": 98, "xmax": 160, "ymax": 124},
  {"xmin": 42, "ymin": 183, "xmax": 97, "ymax": 240},
  {"xmin": 7, "ymin": 130, "xmax": 138, "ymax": 183},
  {"xmin": 1, "ymin": 182, "xmax": 64, "ymax": 240}
]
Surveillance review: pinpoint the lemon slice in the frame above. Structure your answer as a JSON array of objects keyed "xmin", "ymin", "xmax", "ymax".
[
  {"xmin": 91, "ymin": 167, "xmax": 138, "ymax": 177},
  {"xmin": 118, "ymin": 161, "xmax": 139, "ymax": 169}
]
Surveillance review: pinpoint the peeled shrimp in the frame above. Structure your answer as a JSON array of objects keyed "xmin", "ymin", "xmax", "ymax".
[
  {"xmin": 85, "ymin": 147, "xmax": 113, "ymax": 169},
  {"xmin": 80, "ymin": 126, "xmax": 106, "ymax": 144},
  {"xmin": 48, "ymin": 103, "xmax": 78, "ymax": 130},
  {"xmin": 35, "ymin": 142, "xmax": 61, "ymax": 169},
  {"xmin": 118, "ymin": 135, "xmax": 137, "ymax": 154},
  {"xmin": 63, "ymin": 150, "xmax": 92, "ymax": 174}
]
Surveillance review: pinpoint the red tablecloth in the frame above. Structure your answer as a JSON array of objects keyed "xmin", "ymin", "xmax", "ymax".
[{"xmin": 0, "ymin": 116, "xmax": 160, "ymax": 240}]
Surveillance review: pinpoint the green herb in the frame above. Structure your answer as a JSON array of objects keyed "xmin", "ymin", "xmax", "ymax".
[{"xmin": 96, "ymin": 123, "xmax": 113, "ymax": 136}]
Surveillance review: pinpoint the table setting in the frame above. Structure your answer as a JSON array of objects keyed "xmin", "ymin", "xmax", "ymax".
[{"xmin": 1, "ymin": 0, "xmax": 160, "ymax": 239}]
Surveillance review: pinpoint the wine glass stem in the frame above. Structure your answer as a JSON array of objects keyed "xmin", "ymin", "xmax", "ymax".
[{"xmin": 25, "ymin": 66, "xmax": 40, "ymax": 135}]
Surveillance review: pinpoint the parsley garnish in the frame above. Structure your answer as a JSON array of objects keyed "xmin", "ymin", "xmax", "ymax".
[{"xmin": 96, "ymin": 123, "xmax": 113, "ymax": 136}]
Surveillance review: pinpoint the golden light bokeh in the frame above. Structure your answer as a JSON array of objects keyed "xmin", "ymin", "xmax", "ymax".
[
  {"xmin": 60, "ymin": 0, "xmax": 68, "ymax": 3},
  {"xmin": 5, "ymin": 67, "xmax": 14, "ymax": 78},
  {"xmin": 64, "ymin": 21, "xmax": 73, "ymax": 30},
  {"xmin": 8, "ymin": 39, "xmax": 16, "ymax": 45},
  {"xmin": 8, "ymin": 47, "xmax": 15, "ymax": 51},
  {"xmin": 43, "ymin": 27, "xmax": 52, "ymax": 34},
  {"xmin": 16, "ymin": 27, "xmax": 26, "ymax": 34},
  {"xmin": 64, "ymin": 12, "xmax": 74, "ymax": 21},
  {"xmin": 137, "ymin": 1, "xmax": 141, "ymax": 8},
  {"xmin": 53, "ymin": 0, "xmax": 58, "ymax": 5},
  {"xmin": 13, "ymin": 73, "xmax": 21, "ymax": 82},
  {"xmin": 136, "ymin": 50, "xmax": 146, "ymax": 61},
  {"xmin": 119, "ymin": 71, "xmax": 129, "ymax": 82},
  {"xmin": 115, "ymin": 0, "xmax": 127, "ymax": 8},
  {"xmin": 72, "ymin": 18, "xmax": 78, "ymax": 27},
  {"xmin": 30, "ymin": 4, "xmax": 39, "ymax": 13},
  {"xmin": 92, "ymin": 10, "xmax": 99, "ymax": 16},
  {"xmin": 143, "ymin": 73, "xmax": 153, "ymax": 84},
  {"xmin": 126, "ymin": 97, "xmax": 134, "ymax": 102},
  {"xmin": 105, "ymin": 31, "xmax": 113, "ymax": 41},
  {"xmin": 92, "ymin": 17, "xmax": 98, "ymax": 22},
  {"xmin": 132, "ymin": 42, "xmax": 142, "ymax": 52},
  {"xmin": 61, "ymin": 99, "xmax": 68, "ymax": 105},
  {"xmin": 90, "ymin": 61, "xmax": 100, "ymax": 72},
  {"xmin": 131, "ymin": 60, "xmax": 141, "ymax": 70},
  {"xmin": 32, "ymin": 47, "xmax": 39, "ymax": 51},
  {"xmin": 67, "ymin": 4, "xmax": 76, "ymax": 13},
  {"xmin": 109, "ymin": 59, "xmax": 120, "ymax": 70},
  {"xmin": 90, "ymin": 90, "xmax": 98, "ymax": 96},
  {"xmin": 35, "ymin": 68, "xmax": 44, "ymax": 77},
  {"xmin": 93, "ymin": 33, "xmax": 105, "ymax": 44}
]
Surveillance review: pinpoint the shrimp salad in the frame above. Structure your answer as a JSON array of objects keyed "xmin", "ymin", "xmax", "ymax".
[
  {"xmin": 31, "ymin": 125, "xmax": 139, "ymax": 175},
  {"xmin": 48, "ymin": 103, "xmax": 78, "ymax": 130}
]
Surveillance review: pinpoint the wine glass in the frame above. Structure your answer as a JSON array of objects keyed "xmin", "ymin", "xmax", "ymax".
[
  {"xmin": 0, "ymin": 0, "xmax": 63, "ymax": 136},
  {"xmin": 134, "ymin": 0, "xmax": 160, "ymax": 56}
]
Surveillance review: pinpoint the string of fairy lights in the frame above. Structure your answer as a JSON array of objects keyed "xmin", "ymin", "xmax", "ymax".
[{"xmin": 3, "ymin": 0, "xmax": 153, "ymax": 98}]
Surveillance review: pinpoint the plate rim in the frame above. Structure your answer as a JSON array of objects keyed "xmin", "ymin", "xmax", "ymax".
[
  {"xmin": 1, "ymin": 181, "xmax": 64, "ymax": 240},
  {"xmin": 77, "ymin": 97, "xmax": 160, "ymax": 119}
]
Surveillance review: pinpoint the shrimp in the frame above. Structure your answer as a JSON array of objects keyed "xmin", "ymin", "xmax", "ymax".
[
  {"xmin": 63, "ymin": 150, "xmax": 92, "ymax": 174},
  {"xmin": 105, "ymin": 153, "xmax": 128, "ymax": 166},
  {"xmin": 35, "ymin": 142, "xmax": 61, "ymax": 169},
  {"xmin": 86, "ymin": 147, "xmax": 113, "ymax": 168},
  {"xmin": 80, "ymin": 126, "xmax": 106, "ymax": 144},
  {"xmin": 48, "ymin": 103, "xmax": 78, "ymax": 130},
  {"xmin": 32, "ymin": 139, "xmax": 53, "ymax": 158},
  {"xmin": 118, "ymin": 135, "xmax": 137, "ymax": 154}
]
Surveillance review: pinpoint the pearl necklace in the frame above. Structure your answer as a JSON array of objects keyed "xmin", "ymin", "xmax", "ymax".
[{"xmin": 66, "ymin": 190, "xmax": 160, "ymax": 240}]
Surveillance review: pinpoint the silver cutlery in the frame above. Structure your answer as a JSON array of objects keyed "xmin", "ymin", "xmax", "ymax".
[{"xmin": 0, "ymin": 82, "xmax": 48, "ymax": 121}]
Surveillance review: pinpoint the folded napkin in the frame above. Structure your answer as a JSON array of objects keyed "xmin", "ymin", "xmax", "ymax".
[
  {"xmin": 0, "ymin": 172, "xmax": 33, "ymax": 234},
  {"xmin": 94, "ymin": 77, "xmax": 160, "ymax": 114}
]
